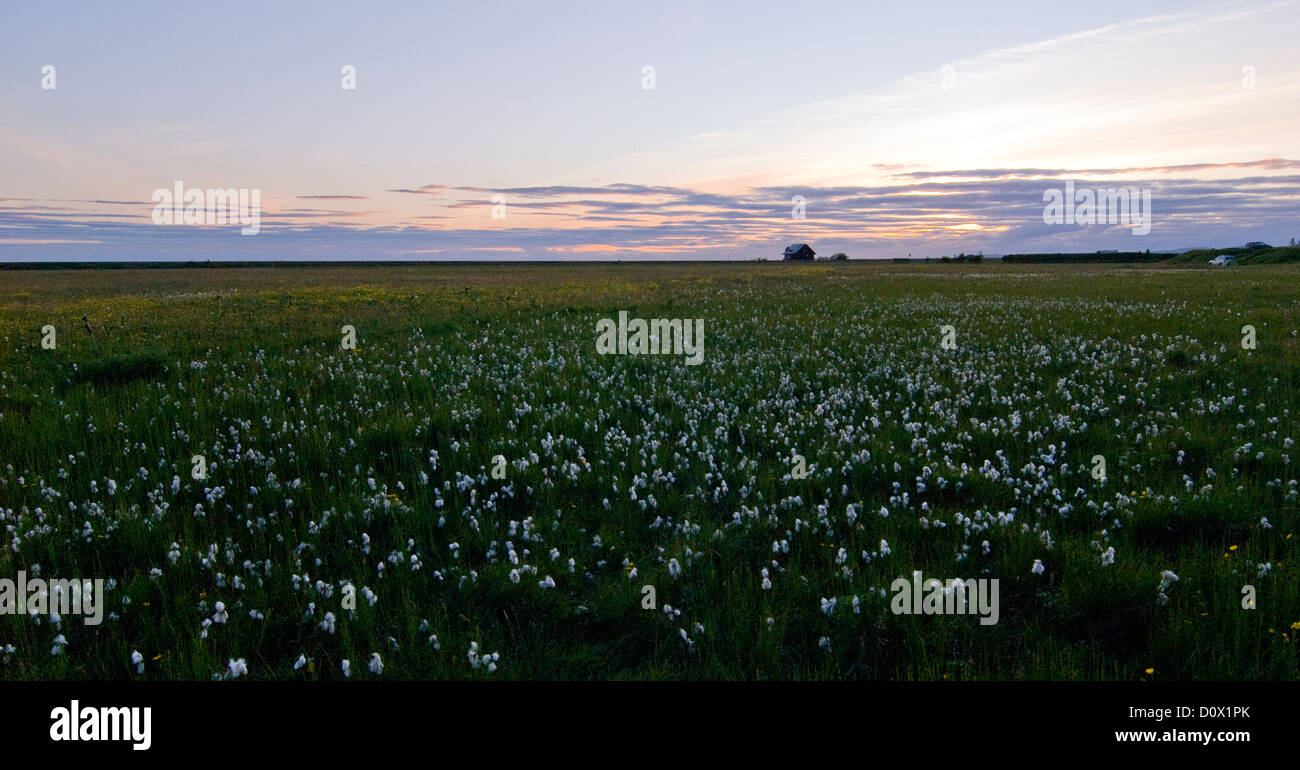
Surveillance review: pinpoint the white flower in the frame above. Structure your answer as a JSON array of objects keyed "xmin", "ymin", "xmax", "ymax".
[
  {"xmin": 538, "ymin": 575, "xmax": 556, "ymax": 589},
  {"xmin": 319, "ymin": 612, "xmax": 337, "ymax": 634},
  {"xmin": 1156, "ymin": 569, "xmax": 1180, "ymax": 604},
  {"xmin": 820, "ymin": 597, "xmax": 837, "ymax": 615},
  {"xmin": 1031, "ymin": 559, "xmax": 1045, "ymax": 575},
  {"xmin": 368, "ymin": 653, "xmax": 383, "ymax": 675},
  {"xmin": 227, "ymin": 658, "xmax": 247, "ymax": 678},
  {"xmin": 293, "ymin": 654, "xmax": 307, "ymax": 671},
  {"xmin": 1099, "ymin": 547, "xmax": 1116, "ymax": 567},
  {"xmin": 50, "ymin": 635, "xmax": 67, "ymax": 656},
  {"xmin": 131, "ymin": 650, "xmax": 144, "ymax": 673},
  {"xmin": 341, "ymin": 659, "xmax": 351, "ymax": 677},
  {"xmin": 668, "ymin": 558, "xmax": 681, "ymax": 578}
]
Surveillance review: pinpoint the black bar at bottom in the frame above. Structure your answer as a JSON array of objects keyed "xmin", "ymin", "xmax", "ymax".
[{"xmin": 0, "ymin": 681, "xmax": 1286, "ymax": 757}]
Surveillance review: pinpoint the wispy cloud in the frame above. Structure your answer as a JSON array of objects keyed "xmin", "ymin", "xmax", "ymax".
[{"xmin": 3, "ymin": 162, "xmax": 1296, "ymax": 259}]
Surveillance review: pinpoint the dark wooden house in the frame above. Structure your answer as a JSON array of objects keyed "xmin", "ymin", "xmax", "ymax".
[{"xmin": 783, "ymin": 243, "xmax": 815, "ymax": 261}]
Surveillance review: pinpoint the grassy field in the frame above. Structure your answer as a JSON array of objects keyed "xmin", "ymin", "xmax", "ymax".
[{"xmin": 0, "ymin": 261, "xmax": 1296, "ymax": 680}]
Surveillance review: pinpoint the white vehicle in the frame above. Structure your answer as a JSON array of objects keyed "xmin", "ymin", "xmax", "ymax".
[{"xmin": 1209, "ymin": 255, "xmax": 1237, "ymax": 266}]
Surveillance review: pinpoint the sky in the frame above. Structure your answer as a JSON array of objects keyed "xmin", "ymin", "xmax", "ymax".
[{"xmin": 1, "ymin": 0, "xmax": 1297, "ymax": 260}]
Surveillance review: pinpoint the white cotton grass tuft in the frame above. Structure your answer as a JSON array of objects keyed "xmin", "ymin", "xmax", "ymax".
[
  {"xmin": 1156, "ymin": 570, "xmax": 1180, "ymax": 605},
  {"xmin": 467, "ymin": 641, "xmax": 500, "ymax": 672},
  {"xmin": 1099, "ymin": 547, "xmax": 1116, "ymax": 567}
]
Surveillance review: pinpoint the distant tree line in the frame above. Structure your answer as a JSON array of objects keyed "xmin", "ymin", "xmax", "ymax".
[{"xmin": 1002, "ymin": 251, "xmax": 1163, "ymax": 264}]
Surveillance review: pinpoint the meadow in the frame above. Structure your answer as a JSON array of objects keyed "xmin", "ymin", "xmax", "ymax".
[{"xmin": 0, "ymin": 261, "xmax": 1296, "ymax": 680}]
